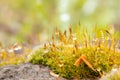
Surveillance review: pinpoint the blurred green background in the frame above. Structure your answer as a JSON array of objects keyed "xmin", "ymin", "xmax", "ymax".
[{"xmin": 0, "ymin": 0, "xmax": 120, "ymax": 45}]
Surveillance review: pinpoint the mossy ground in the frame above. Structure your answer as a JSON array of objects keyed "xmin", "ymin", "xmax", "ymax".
[
  {"xmin": 27, "ymin": 26, "xmax": 120, "ymax": 79},
  {"xmin": 0, "ymin": 25, "xmax": 120, "ymax": 79}
]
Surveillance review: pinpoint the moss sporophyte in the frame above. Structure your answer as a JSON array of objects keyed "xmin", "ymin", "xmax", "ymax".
[{"xmin": 27, "ymin": 26, "xmax": 120, "ymax": 79}]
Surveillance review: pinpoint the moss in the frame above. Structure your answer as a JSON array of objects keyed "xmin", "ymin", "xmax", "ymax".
[
  {"xmin": 0, "ymin": 25, "xmax": 119, "ymax": 79},
  {"xmin": 27, "ymin": 26, "xmax": 120, "ymax": 79}
]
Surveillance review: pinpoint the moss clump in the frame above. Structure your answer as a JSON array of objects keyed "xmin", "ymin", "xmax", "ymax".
[{"xmin": 27, "ymin": 26, "xmax": 120, "ymax": 79}]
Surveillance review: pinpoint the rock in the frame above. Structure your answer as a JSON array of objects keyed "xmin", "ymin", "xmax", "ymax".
[{"xmin": 0, "ymin": 63, "xmax": 66, "ymax": 80}]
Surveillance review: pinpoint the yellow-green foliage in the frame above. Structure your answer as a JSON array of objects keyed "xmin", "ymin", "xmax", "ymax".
[
  {"xmin": 27, "ymin": 26, "xmax": 120, "ymax": 79},
  {"xmin": 0, "ymin": 51, "xmax": 26, "ymax": 66},
  {"xmin": 0, "ymin": 44, "xmax": 31, "ymax": 66}
]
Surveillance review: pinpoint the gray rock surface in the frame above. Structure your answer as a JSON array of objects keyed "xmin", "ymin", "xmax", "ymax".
[{"xmin": 0, "ymin": 63, "xmax": 65, "ymax": 80}]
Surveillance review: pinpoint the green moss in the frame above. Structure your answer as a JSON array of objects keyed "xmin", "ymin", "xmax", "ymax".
[{"xmin": 27, "ymin": 26, "xmax": 120, "ymax": 79}]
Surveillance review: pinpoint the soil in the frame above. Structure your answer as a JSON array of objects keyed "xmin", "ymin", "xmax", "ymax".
[{"xmin": 0, "ymin": 63, "xmax": 66, "ymax": 80}]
